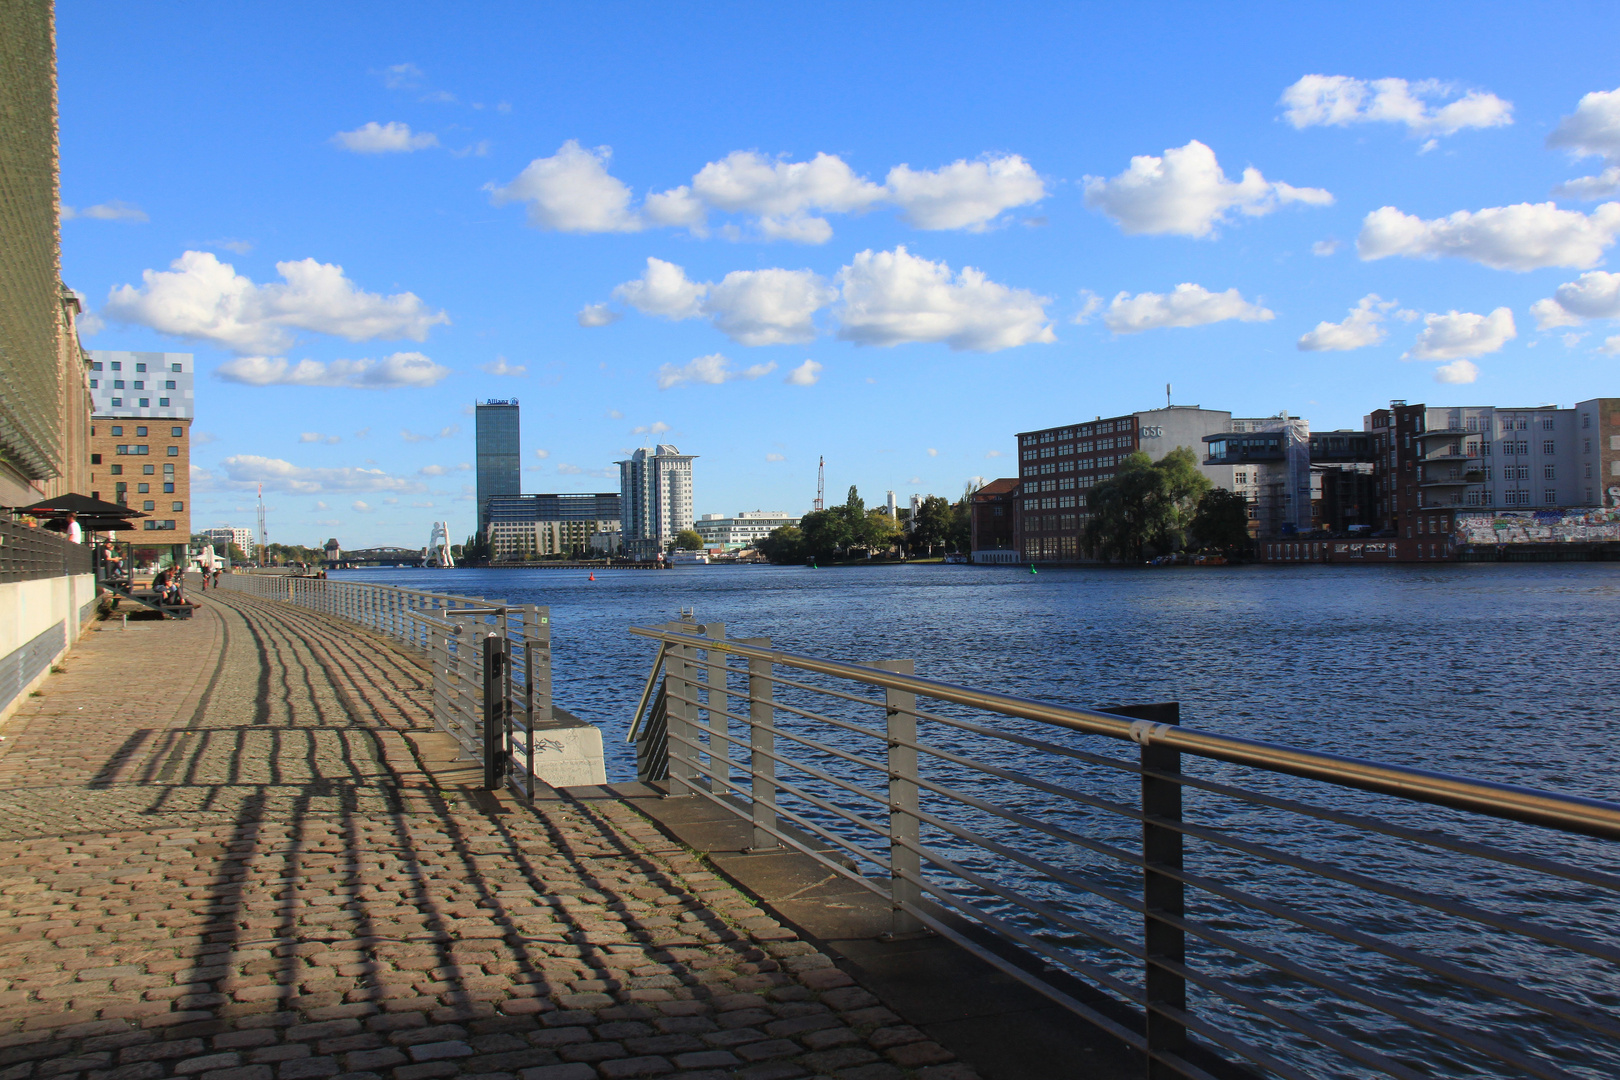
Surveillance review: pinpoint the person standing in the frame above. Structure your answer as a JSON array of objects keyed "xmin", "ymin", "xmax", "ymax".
[{"xmin": 65, "ymin": 511, "xmax": 81, "ymax": 544}]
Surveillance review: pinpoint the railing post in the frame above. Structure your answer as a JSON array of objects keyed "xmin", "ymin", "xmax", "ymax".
[
  {"xmin": 1124, "ymin": 701, "xmax": 1186, "ymax": 1079},
  {"xmin": 740, "ymin": 637, "xmax": 776, "ymax": 850},
  {"xmin": 665, "ymin": 623, "xmax": 694, "ymax": 796},
  {"xmin": 877, "ymin": 659, "xmax": 923, "ymax": 938},
  {"xmin": 701, "ymin": 623, "xmax": 727, "ymax": 786},
  {"xmin": 482, "ymin": 632, "xmax": 506, "ymax": 790}
]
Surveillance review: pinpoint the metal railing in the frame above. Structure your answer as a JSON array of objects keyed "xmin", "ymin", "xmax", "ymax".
[
  {"xmin": 213, "ymin": 573, "xmax": 552, "ymax": 800},
  {"xmin": 628, "ymin": 619, "xmax": 1620, "ymax": 1080},
  {"xmin": 0, "ymin": 517, "xmax": 94, "ymax": 583}
]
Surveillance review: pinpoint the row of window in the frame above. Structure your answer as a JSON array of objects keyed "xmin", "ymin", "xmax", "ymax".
[
  {"xmin": 110, "ymin": 444, "xmax": 181, "ymax": 457},
  {"xmin": 141, "ymin": 520, "xmax": 178, "ymax": 531},
  {"xmin": 100, "ymin": 425, "xmax": 184, "ymax": 438},
  {"xmin": 1021, "ymin": 436, "xmax": 1134, "ymax": 462},
  {"xmin": 90, "ymin": 379, "xmax": 179, "ymax": 391},
  {"xmin": 114, "ymin": 483, "xmax": 177, "ymax": 494},
  {"xmin": 91, "ymin": 361, "xmax": 184, "ymax": 373},
  {"xmin": 1023, "ymin": 536, "xmax": 1081, "ymax": 559},
  {"xmin": 1020, "ymin": 419, "xmax": 1136, "ymax": 448},
  {"xmin": 109, "ymin": 398, "xmax": 172, "ymax": 408}
]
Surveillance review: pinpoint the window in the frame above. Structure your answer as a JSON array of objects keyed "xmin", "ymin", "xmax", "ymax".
[
  {"xmin": 163, "ymin": 463, "xmax": 174, "ymax": 474},
  {"xmin": 166, "ymin": 446, "xmax": 179, "ymax": 456},
  {"xmin": 133, "ymin": 381, "xmax": 144, "ymax": 390},
  {"xmin": 171, "ymin": 502, "xmax": 183, "ymax": 512},
  {"xmin": 136, "ymin": 426, "xmax": 147, "ymax": 436},
  {"xmin": 1586, "ymin": 463, "xmax": 1593, "ymax": 478},
  {"xmin": 113, "ymin": 380, "xmax": 125, "ymax": 389},
  {"xmin": 1542, "ymin": 417, "xmax": 1555, "ymax": 430},
  {"xmin": 142, "ymin": 500, "xmax": 155, "ymax": 511},
  {"xmin": 171, "ymin": 363, "xmax": 182, "ymax": 373},
  {"xmin": 91, "ymin": 362, "xmax": 103, "ymax": 371},
  {"xmin": 163, "ymin": 483, "xmax": 174, "ymax": 494},
  {"xmin": 110, "ymin": 425, "xmax": 123, "ymax": 436},
  {"xmin": 158, "ymin": 398, "xmax": 169, "ymax": 407},
  {"xmin": 171, "ymin": 426, "xmax": 182, "ymax": 437},
  {"xmin": 1545, "ymin": 489, "xmax": 1558, "ymax": 505},
  {"xmin": 1542, "ymin": 440, "xmax": 1555, "ymax": 455},
  {"xmin": 90, "ymin": 453, "xmax": 101, "ymax": 465},
  {"xmin": 110, "ymin": 361, "xmax": 121, "ymax": 371},
  {"xmin": 111, "ymin": 398, "xmax": 121, "ymax": 407},
  {"xmin": 110, "ymin": 464, "xmax": 122, "ymax": 475},
  {"xmin": 137, "ymin": 483, "xmax": 149, "ymax": 493},
  {"xmin": 135, "ymin": 363, "xmax": 147, "ymax": 372},
  {"xmin": 143, "ymin": 463, "xmax": 155, "ymax": 474},
  {"xmin": 138, "ymin": 398, "xmax": 149, "ymax": 407},
  {"xmin": 142, "ymin": 520, "xmax": 176, "ymax": 531},
  {"xmin": 1544, "ymin": 465, "xmax": 1557, "ymax": 480},
  {"xmin": 1466, "ymin": 418, "xmax": 1478, "ymax": 432},
  {"xmin": 165, "ymin": 381, "xmax": 176, "ymax": 390},
  {"xmin": 89, "ymin": 379, "xmax": 97, "ymax": 389}
]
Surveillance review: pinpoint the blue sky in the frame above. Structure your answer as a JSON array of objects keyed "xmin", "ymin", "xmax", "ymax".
[{"xmin": 59, "ymin": 2, "xmax": 1620, "ymax": 547}]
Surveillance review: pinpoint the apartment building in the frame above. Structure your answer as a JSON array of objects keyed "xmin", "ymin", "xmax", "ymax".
[
  {"xmin": 202, "ymin": 527, "xmax": 256, "ymax": 561},
  {"xmin": 617, "ymin": 444, "xmax": 696, "ymax": 560},
  {"xmin": 694, "ymin": 511, "xmax": 797, "ymax": 550},
  {"xmin": 484, "ymin": 492, "xmax": 620, "ymax": 559},
  {"xmin": 86, "ymin": 351, "xmax": 194, "ymax": 559},
  {"xmin": 1204, "ymin": 424, "xmax": 1377, "ymax": 536}
]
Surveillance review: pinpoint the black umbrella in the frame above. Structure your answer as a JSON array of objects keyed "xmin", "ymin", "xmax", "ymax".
[
  {"xmin": 11, "ymin": 493, "xmax": 148, "ymax": 518},
  {"xmin": 77, "ymin": 517, "xmax": 142, "ymax": 532}
]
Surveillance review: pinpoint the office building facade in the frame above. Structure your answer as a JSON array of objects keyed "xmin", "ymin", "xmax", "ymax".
[
  {"xmin": 694, "ymin": 511, "xmax": 797, "ymax": 550},
  {"xmin": 484, "ymin": 493, "xmax": 621, "ymax": 559},
  {"xmin": 202, "ymin": 527, "xmax": 256, "ymax": 561},
  {"xmin": 86, "ymin": 352, "xmax": 193, "ymax": 554},
  {"xmin": 475, "ymin": 400, "xmax": 521, "ymax": 530},
  {"xmin": 617, "ymin": 444, "xmax": 696, "ymax": 560}
]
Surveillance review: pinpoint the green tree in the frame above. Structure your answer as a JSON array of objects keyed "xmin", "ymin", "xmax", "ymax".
[
  {"xmin": 674, "ymin": 529, "xmax": 704, "ymax": 550},
  {"xmin": 1190, "ymin": 488, "xmax": 1253, "ymax": 555},
  {"xmin": 1081, "ymin": 448, "xmax": 1212, "ymax": 562},
  {"xmin": 861, "ymin": 508, "xmax": 902, "ymax": 554},
  {"xmin": 462, "ymin": 532, "xmax": 492, "ymax": 564},
  {"xmin": 798, "ymin": 508, "xmax": 852, "ymax": 559},
  {"xmin": 757, "ymin": 525, "xmax": 807, "ymax": 564},
  {"xmin": 909, "ymin": 495, "xmax": 954, "ymax": 556}
]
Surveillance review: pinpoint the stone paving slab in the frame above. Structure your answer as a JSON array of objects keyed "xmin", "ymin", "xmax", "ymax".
[{"xmin": 0, "ymin": 590, "xmax": 980, "ymax": 1080}]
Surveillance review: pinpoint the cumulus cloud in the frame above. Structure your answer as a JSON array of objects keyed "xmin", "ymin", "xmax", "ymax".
[
  {"xmin": 1555, "ymin": 168, "xmax": 1620, "ymax": 201},
  {"xmin": 784, "ymin": 359, "xmax": 822, "ymax": 386},
  {"xmin": 215, "ymin": 352, "xmax": 451, "ymax": 388},
  {"xmin": 656, "ymin": 353, "xmax": 776, "ymax": 389},
  {"xmin": 299, "ymin": 432, "xmax": 341, "ymax": 444},
  {"xmin": 766, "ymin": 453, "xmax": 785, "ymax": 462},
  {"xmin": 1072, "ymin": 291, "xmax": 1103, "ymax": 325},
  {"xmin": 835, "ymin": 246, "xmax": 1054, "ymax": 351},
  {"xmin": 400, "ymin": 425, "xmax": 460, "ymax": 443},
  {"xmin": 610, "ymin": 258, "xmax": 833, "ymax": 345},
  {"xmin": 481, "ymin": 356, "xmax": 526, "ymax": 376},
  {"xmin": 534, "ymin": 448, "xmax": 550, "ymax": 459},
  {"xmin": 1357, "ymin": 202, "xmax": 1620, "ymax": 271},
  {"xmin": 1297, "ymin": 294, "xmax": 1397, "ymax": 351},
  {"xmin": 378, "ymin": 62, "xmax": 424, "ymax": 90},
  {"xmin": 1548, "ymin": 87, "xmax": 1620, "ymax": 200},
  {"xmin": 1404, "ymin": 308, "xmax": 1517, "ymax": 361},
  {"xmin": 1280, "ymin": 75, "xmax": 1512, "ymax": 137},
  {"xmin": 61, "ymin": 200, "xmax": 148, "ymax": 222},
  {"xmin": 884, "ymin": 154, "xmax": 1045, "ymax": 231},
  {"xmin": 632, "ymin": 421, "xmax": 671, "ymax": 435},
  {"xmin": 1312, "ymin": 239, "xmax": 1340, "ymax": 256},
  {"xmin": 1530, "ymin": 270, "xmax": 1620, "ymax": 329},
  {"xmin": 555, "ymin": 463, "xmax": 583, "ymax": 475},
  {"xmin": 1601, "ymin": 335, "xmax": 1620, "ymax": 355},
  {"xmin": 1083, "ymin": 140, "xmax": 1331, "ymax": 238},
  {"xmin": 417, "ymin": 462, "xmax": 471, "ymax": 476},
  {"xmin": 613, "ymin": 257, "xmax": 708, "ymax": 319},
  {"xmin": 352, "ymin": 500, "xmax": 373, "ymax": 513},
  {"xmin": 489, "ymin": 140, "xmax": 641, "ymax": 233},
  {"xmin": 75, "ymin": 310, "xmax": 105, "ymax": 336},
  {"xmin": 926, "ymin": 448, "xmax": 938, "ymax": 457},
  {"xmin": 1102, "ymin": 284, "xmax": 1274, "ymax": 334},
  {"xmin": 688, "ymin": 150, "xmax": 885, "ymax": 243},
  {"xmin": 1434, "ymin": 359, "xmax": 1480, "ymax": 384},
  {"xmin": 577, "ymin": 302, "xmax": 621, "ymax": 327},
  {"xmin": 216, "ymin": 455, "xmax": 426, "ymax": 494},
  {"xmin": 331, "ymin": 121, "xmax": 438, "ymax": 153},
  {"xmin": 104, "ymin": 250, "xmax": 448, "ymax": 353}
]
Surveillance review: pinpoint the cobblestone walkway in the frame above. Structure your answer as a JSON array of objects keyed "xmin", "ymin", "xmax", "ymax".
[{"xmin": 0, "ymin": 591, "xmax": 976, "ymax": 1080}]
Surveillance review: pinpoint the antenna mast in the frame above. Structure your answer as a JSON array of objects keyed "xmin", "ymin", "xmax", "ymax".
[
  {"xmin": 814, "ymin": 456, "xmax": 825, "ymax": 512},
  {"xmin": 256, "ymin": 484, "xmax": 268, "ymax": 566},
  {"xmin": 1166, "ymin": 383, "xmax": 1172, "ymax": 409}
]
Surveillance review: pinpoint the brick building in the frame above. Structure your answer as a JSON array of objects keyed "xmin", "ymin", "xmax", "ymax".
[
  {"xmin": 85, "ymin": 351, "xmax": 194, "ymax": 563},
  {"xmin": 968, "ymin": 478, "xmax": 1020, "ymax": 563}
]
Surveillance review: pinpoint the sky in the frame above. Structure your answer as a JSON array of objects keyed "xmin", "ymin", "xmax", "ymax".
[{"xmin": 57, "ymin": 1, "xmax": 1620, "ymax": 548}]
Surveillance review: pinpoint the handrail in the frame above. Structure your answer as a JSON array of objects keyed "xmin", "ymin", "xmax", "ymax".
[{"xmin": 629, "ymin": 625, "xmax": 1620, "ymax": 840}]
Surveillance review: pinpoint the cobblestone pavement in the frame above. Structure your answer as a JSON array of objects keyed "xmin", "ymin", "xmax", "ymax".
[{"xmin": 0, "ymin": 591, "xmax": 977, "ymax": 1080}]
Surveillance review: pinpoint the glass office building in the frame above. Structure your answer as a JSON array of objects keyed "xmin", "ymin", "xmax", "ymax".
[{"xmin": 475, "ymin": 400, "xmax": 521, "ymax": 529}]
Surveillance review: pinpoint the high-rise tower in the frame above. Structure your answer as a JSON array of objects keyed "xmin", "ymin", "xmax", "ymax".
[
  {"xmin": 475, "ymin": 399, "xmax": 521, "ymax": 530},
  {"xmin": 616, "ymin": 444, "xmax": 697, "ymax": 560}
]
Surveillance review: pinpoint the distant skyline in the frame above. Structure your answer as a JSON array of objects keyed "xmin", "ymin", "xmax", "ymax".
[{"xmin": 58, "ymin": 2, "xmax": 1620, "ymax": 547}]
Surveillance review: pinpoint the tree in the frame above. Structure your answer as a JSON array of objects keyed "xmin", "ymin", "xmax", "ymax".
[
  {"xmin": 798, "ymin": 509, "xmax": 851, "ymax": 559},
  {"xmin": 861, "ymin": 508, "xmax": 902, "ymax": 554},
  {"xmin": 1190, "ymin": 488, "xmax": 1253, "ymax": 555},
  {"xmin": 1081, "ymin": 448, "xmax": 1211, "ymax": 562},
  {"xmin": 757, "ymin": 525, "xmax": 807, "ymax": 564},
  {"xmin": 674, "ymin": 529, "xmax": 704, "ymax": 551},
  {"xmin": 461, "ymin": 532, "xmax": 492, "ymax": 564},
  {"xmin": 909, "ymin": 495, "xmax": 954, "ymax": 556}
]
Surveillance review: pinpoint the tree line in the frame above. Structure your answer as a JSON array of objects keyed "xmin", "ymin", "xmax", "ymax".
[
  {"xmin": 1080, "ymin": 447, "xmax": 1251, "ymax": 561},
  {"xmin": 756, "ymin": 486, "xmax": 970, "ymax": 563}
]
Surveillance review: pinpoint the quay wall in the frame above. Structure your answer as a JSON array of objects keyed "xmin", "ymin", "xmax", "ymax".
[{"xmin": 0, "ymin": 573, "xmax": 98, "ymax": 722}]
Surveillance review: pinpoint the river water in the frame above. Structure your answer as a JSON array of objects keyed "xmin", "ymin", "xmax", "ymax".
[{"xmin": 335, "ymin": 561, "xmax": 1620, "ymax": 1078}]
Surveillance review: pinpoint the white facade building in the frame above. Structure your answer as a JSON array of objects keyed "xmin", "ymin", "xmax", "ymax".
[
  {"xmin": 617, "ymin": 444, "xmax": 696, "ymax": 559},
  {"xmin": 203, "ymin": 527, "xmax": 255, "ymax": 559},
  {"xmin": 88, "ymin": 351, "xmax": 194, "ymax": 419},
  {"xmin": 694, "ymin": 511, "xmax": 798, "ymax": 550}
]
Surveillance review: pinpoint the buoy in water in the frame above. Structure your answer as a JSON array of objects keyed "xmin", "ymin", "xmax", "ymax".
[
  {"xmin": 588, "ymin": 573, "xmax": 596, "ymax": 581},
  {"xmin": 1029, "ymin": 564, "xmax": 1038, "ymax": 575}
]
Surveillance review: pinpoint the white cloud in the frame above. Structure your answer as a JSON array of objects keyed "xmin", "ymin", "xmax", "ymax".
[
  {"xmin": 784, "ymin": 359, "xmax": 822, "ymax": 386},
  {"xmin": 216, "ymin": 352, "xmax": 451, "ymax": 389},
  {"xmin": 488, "ymin": 140, "xmax": 641, "ymax": 233},
  {"xmin": 606, "ymin": 410, "xmax": 623, "ymax": 419},
  {"xmin": 1312, "ymin": 239, "xmax": 1340, "ymax": 256},
  {"xmin": 411, "ymin": 501, "xmax": 434, "ymax": 508},
  {"xmin": 704, "ymin": 269, "xmax": 835, "ymax": 345},
  {"xmin": 217, "ymin": 455, "xmax": 425, "ymax": 494},
  {"xmin": 1563, "ymin": 332, "xmax": 1588, "ymax": 348},
  {"xmin": 314, "ymin": 501, "xmax": 329, "ymax": 511},
  {"xmin": 577, "ymin": 302, "xmax": 621, "ymax": 327},
  {"xmin": 352, "ymin": 500, "xmax": 374, "ymax": 513},
  {"xmin": 105, "ymin": 251, "xmax": 448, "ymax": 353},
  {"xmin": 884, "ymin": 154, "xmax": 1045, "ymax": 231},
  {"xmin": 927, "ymin": 448, "xmax": 938, "ymax": 457},
  {"xmin": 690, "ymin": 151, "xmax": 885, "ymax": 243},
  {"xmin": 75, "ymin": 310, "xmax": 105, "ymax": 336},
  {"xmin": 1531, "ymin": 270, "xmax": 1620, "ymax": 328},
  {"xmin": 632, "ymin": 421, "xmax": 671, "ymax": 435},
  {"xmin": 400, "ymin": 425, "xmax": 460, "ymax": 443},
  {"xmin": 417, "ymin": 462, "xmax": 470, "ymax": 476},
  {"xmin": 642, "ymin": 186, "xmax": 708, "ymax": 232},
  {"xmin": 1083, "ymin": 140, "xmax": 1331, "ymax": 238},
  {"xmin": 299, "ymin": 432, "xmax": 341, "ymax": 444},
  {"xmin": 1601, "ymin": 335, "xmax": 1620, "ymax": 355},
  {"xmin": 766, "ymin": 453, "xmax": 785, "ymax": 462},
  {"xmin": 379, "ymin": 62, "xmax": 424, "ymax": 90},
  {"xmin": 1280, "ymin": 75, "xmax": 1512, "ymax": 137},
  {"xmin": 1434, "ymin": 359, "xmax": 1480, "ymax": 384},
  {"xmin": 556, "ymin": 463, "xmax": 583, "ymax": 475},
  {"xmin": 1404, "ymin": 308, "xmax": 1516, "ymax": 361},
  {"xmin": 656, "ymin": 353, "xmax": 776, "ymax": 389},
  {"xmin": 331, "ymin": 121, "xmax": 438, "ymax": 153},
  {"xmin": 534, "ymin": 448, "xmax": 550, "ymax": 459},
  {"xmin": 1555, "ymin": 168, "xmax": 1620, "ymax": 201},
  {"xmin": 1357, "ymin": 202, "xmax": 1620, "ymax": 271},
  {"xmin": 481, "ymin": 356, "xmax": 526, "ymax": 376},
  {"xmin": 1103, "ymin": 284, "xmax": 1274, "ymax": 334},
  {"xmin": 613, "ymin": 257, "xmax": 707, "ymax": 319},
  {"xmin": 1548, "ymin": 87, "xmax": 1620, "ymax": 158},
  {"xmin": 62, "ymin": 200, "xmax": 148, "ymax": 223},
  {"xmin": 835, "ymin": 246, "xmax": 1054, "ymax": 352},
  {"xmin": 1072, "ymin": 290, "xmax": 1102, "ymax": 325},
  {"xmin": 1297, "ymin": 294, "xmax": 1396, "ymax": 351},
  {"xmin": 985, "ymin": 450, "xmax": 1003, "ymax": 458},
  {"xmin": 193, "ymin": 431, "xmax": 218, "ymax": 445}
]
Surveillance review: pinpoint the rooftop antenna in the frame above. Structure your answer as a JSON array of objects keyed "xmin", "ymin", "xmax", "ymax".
[
  {"xmin": 1166, "ymin": 383, "xmax": 1172, "ymax": 409},
  {"xmin": 814, "ymin": 456, "xmax": 825, "ymax": 512},
  {"xmin": 256, "ymin": 484, "xmax": 268, "ymax": 566}
]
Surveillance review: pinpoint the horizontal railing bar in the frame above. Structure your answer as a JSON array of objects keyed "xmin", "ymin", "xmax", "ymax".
[
  {"xmin": 911, "ymin": 705, "xmax": 1145, "ymax": 776},
  {"xmin": 1150, "ymin": 995, "xmax": 1401, "ymax": 1080},
  {"xmin": 632, "ymin": 626, "xmax": 1620, "ymax": 839},
  {"xmin": 670, "ymin": 770, "xmax": 892, "ymax": 874},
  {"xmin": 733, "ymin": 666, "xmax": 891, "ymax": 713},
  {"xmin": 666, "ymin": 691, "xmax": 894, "ymax": 784},
  {"xmin": 691, "ymin": 686, "xmax": 891, "ymax": 751}
]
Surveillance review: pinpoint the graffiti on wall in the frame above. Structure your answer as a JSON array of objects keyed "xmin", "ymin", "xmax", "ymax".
[{"xmin": 1454, "ymin": 508, "xmax": 1620, "ymax": 545}]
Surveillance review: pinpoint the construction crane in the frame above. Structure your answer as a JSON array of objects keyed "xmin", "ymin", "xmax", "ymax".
[{"xmin": 814, "ymin": 456, "xmax": 825, "ymax": 512}]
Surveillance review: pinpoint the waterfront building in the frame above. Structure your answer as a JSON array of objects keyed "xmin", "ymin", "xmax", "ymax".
[
  {"xmin": 484, "ymin": 492, "xmax": 621, "ymax": 559},
  {"xmin": 694, "ymin": 511, "xmax": 798, "ymax": 550},
  {"xmin": 617, "ymin": 444, "xmax": 696, "ymax": 560},
  {"xmin": 85, "ymin": 351, "xmax": 194, "ymax": 561},
  {"xmin": 1203, "ymin": 423, "xmax": 1377, "ymax": 536},
  {"xmin": 475, "ymin": 400, "xmax": 521, "ymax": 530},
  {"xmin": 201, "ymin": 527, "xmax": 256, "ymax": 561},
  {"xmin": 968, "ymin": 479, "xmax": 1020, "ymax": 563}
]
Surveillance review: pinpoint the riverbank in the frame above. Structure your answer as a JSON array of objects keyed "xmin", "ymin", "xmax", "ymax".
[{"xmin": 0, "ymin": 591, "xmax": 985, "ymax": 1080}]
